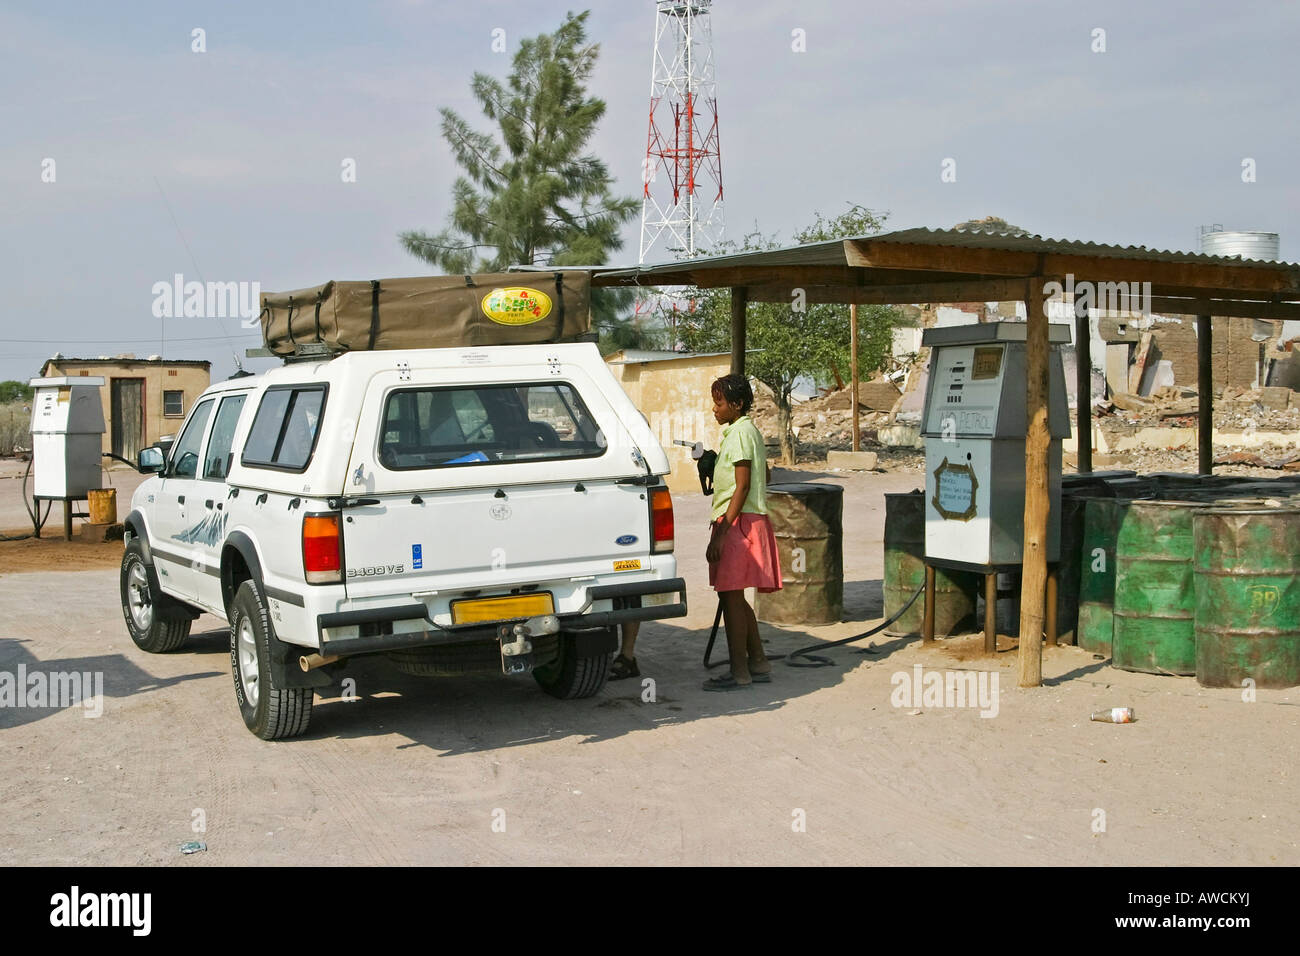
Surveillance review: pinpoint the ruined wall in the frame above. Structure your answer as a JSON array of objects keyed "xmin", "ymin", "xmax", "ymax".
[{"xmin": 1096, "ymin": 315, "xmax": 1276, "ymax": 393}]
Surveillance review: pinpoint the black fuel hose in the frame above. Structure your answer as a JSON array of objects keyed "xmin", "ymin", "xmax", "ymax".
[
  {"xmin": 703, "ymin": 581, "xmax": 926, "ymax": 670},
  {"xmin": 0, "ymin": 458, "xmax": 50, "ymax": 541}
]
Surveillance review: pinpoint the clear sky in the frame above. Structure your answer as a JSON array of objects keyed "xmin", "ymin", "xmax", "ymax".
[{"xmin": 3, "ymin": 0, "xmax": 1297, "ymax": 382}]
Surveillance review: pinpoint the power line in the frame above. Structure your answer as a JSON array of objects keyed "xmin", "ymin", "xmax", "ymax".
[
  {"xmin": 0, "ymin": 334, "xmax": 262, "ymax": 344},
  {"xmin": 153, "ymin": 176, "xmax": 245, "ymax": 371}
]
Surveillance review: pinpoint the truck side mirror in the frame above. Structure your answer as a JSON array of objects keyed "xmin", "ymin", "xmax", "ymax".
[{"xmin": 138, "ymin": 446, "xmax": 165, "ymax": 474}]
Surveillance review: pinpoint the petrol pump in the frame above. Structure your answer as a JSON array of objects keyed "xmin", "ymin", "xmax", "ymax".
[{"xmin": 917, "ymin": 323, "xmax": 1072, "ymax": 647}]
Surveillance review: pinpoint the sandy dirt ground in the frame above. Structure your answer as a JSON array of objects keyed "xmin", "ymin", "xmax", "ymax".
[{"xmin": 0, "ymin": 461, "xmax": 1296, "ymax": 866}]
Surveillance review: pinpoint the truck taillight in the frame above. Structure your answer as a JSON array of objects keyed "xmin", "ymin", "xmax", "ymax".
[
  {"xmin": 650, "ymin": 488, "xmax": 674, "ymax": 554},
  {"xmin": 303, "ymin": 513, "xmax": 342, "ymax": 584}
]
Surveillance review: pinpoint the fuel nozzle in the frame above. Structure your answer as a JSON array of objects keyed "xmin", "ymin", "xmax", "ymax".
[{"xmin": 675, "ymin": 439, "xmax": 717, "ymax": 495}]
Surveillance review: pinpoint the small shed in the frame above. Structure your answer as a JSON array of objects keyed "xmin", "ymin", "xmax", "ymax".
[
  {"xmin": 605, "ymin": 349, "xmax": 734, "ymax": 494},
  {"xmin": 39, "ymin": 356, "xmax": 211, "ymax": 462}
]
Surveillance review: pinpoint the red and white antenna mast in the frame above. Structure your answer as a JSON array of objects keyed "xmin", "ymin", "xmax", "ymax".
[{"xmin": 639, "ymin": 0, "xmax": 724, "ymax": 263}]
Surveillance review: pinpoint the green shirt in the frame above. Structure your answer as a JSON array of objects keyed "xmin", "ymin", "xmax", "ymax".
[{"xmin": 711, "ymin": 415, "xmax": 767, "ymax": 521}]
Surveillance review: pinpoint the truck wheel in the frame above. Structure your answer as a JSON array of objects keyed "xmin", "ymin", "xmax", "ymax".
[
  {"xmin": 533, "ymin": 631, "xmax": 612, "ymax": 699},
  {"xmin": 229, "ymin": 580, "xmax": 313, "ymax": 740},
  {"xmin": 120, "ymin": 538, "xmax": 192, "ymax": 653}
]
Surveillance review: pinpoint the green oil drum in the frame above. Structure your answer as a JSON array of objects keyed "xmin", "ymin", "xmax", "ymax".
[
  {"xmin": 1113, "ymin": 500, "xmax": 1206, "ymax": 674},
  {"xmin": 1077, "ymin": 497, "xmax": 1131, "ymax": 655},
  {"xmin": 755, "ymin": 483, "xmax": 843, "ymax": 626},
  {"xmin": 882, "ymin": 491, "xmax": 977, "ymax": 637},
  {"xmin": 1193, "ymin": 507, "xmax": 1300, "ymax": 689}
]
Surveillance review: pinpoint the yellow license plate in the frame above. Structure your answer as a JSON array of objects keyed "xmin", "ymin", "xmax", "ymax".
[
  {"xmin": 450, "ymin": 593, "xmax": 555, "ymax": 625},
  {"xmin": 613, "ymin": 559, "xmax": 642, "ymax": 572}
]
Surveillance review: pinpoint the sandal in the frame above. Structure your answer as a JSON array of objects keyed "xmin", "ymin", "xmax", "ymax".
[
  {"xmin": 609, "ymin": 654, "xmax": 639, "ymax": 680},
  {"xmin": 749, "ymin": 670, "xmax": 772, "ymax": 683},
  {"xmin": 702, "ymin": 674, "xmax": 752, "ymax": 692}
]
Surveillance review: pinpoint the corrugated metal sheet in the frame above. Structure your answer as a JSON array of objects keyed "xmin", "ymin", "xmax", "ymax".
[
  {"xmin": 605, "ymin": 349, "xmax": 733, "ymax": 365},
  {"xmin": 575, "ymin": 226, "xmax": 1300, "ymax": 282}
]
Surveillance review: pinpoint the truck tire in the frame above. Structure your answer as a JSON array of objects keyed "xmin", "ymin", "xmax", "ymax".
[
  {"xmin": 120, "ymin": 538, "xmax": 193, "ymax": 653},
  {"xmin": 388, "ymin": 633, "xmax": 560, "ymax": 677},
  {"xmin": 229, "ymin": 580, "xmax": 313, "ymax": 740},
  {"xmin": 533, "ymin": 631, "xmax": 612, "ymax": 699}
]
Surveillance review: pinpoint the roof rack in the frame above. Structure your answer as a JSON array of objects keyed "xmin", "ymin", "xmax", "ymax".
[{"xmin": 246, "ymin": 343, "xmax": 342, "ymax": 363}]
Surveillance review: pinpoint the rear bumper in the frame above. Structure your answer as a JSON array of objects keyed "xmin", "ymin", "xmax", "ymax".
[{"xmin": 314, "ymin": 577, "xmax": 687, "ymax": 659}]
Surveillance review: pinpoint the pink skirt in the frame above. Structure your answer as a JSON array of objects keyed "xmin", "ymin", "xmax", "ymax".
[{"xmin": 709, "ymin": 513, "xmax": 784, "ymax": 593}]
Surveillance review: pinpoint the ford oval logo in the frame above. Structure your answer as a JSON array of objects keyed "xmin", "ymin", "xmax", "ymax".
[{"xmin": 615, "ymin": 534, "xmax": 638, "ymax": 546}]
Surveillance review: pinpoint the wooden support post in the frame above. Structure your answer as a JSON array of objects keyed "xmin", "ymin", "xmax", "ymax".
[
  {"xmin": 984, "ymin": 572, "xmax": 997, "ymax": 654},
  {"xmin": 1197, "ymin": 314, "xmax": 1213, "ymax": 475},
  {"xmin": 730, "ymin": 286, "xmax": 748, "ymax": 376},
  {"xmin": 1075, "ymin": 298, "xmax": 1092, "ymax": 474},
  {"xmin": 63, "ymin": 500, "xmax": 73, "ymax": 541},
  {"xmin": 850, "ymin": 303, "xmax": 860, "ymax": 452},
  {"xmin": 1018, "ymin": 277, "xmax": 1055, "ymax": 687},
  {"xmin": 922, "ymin": 564, "xmax": 936, "ymax": 644}
]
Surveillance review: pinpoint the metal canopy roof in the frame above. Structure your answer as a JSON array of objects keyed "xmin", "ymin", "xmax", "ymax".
[
  {"xmin": 561, "ymin": 226, "xmax": 1300, "ymax": 316},
  {"xmin": 590, "ymin": 226, "xmax": 1300, "ymax": 278}
]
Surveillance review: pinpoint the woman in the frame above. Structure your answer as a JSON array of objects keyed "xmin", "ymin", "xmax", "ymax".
[{"xmin": 703, "ymin": 374, "xmax": 782, "ymax": 691}]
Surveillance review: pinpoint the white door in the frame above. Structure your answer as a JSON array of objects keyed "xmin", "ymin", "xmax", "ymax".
[{"xmin": 150, "ymin": 396, "xmax": 216, "ymax": 602}]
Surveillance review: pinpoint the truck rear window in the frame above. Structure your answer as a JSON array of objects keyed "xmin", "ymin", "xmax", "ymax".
[{"xmin": 379, "ymin": 383, "xmax": 606, "ymax": 470}]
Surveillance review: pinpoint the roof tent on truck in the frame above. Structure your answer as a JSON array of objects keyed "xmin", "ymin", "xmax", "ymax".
[{"xmin": 257, "ymin": 271, "xmax": 593, "ymax": 358}]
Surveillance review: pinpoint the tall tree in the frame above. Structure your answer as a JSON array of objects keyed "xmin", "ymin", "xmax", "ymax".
[
  {"xmin": 677, "ymin": 204, "xmax": 911, "ymax": 462},
  {"xmin": 400, "ymin": 10, "xmax": 638, "ymax": 276}
]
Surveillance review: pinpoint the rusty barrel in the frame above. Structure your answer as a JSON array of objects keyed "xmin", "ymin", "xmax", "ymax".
[
  {"xmin": 755, "ymin": 483, "xmax": 843, "ymax": 625},
  {"xmin": 1112, "ymin": 500, "xmax": 1205, "ymax": 674},
  {"xmin": 882, "ymin": 491, "xmax": 977, "ymax": 637},
  {"xmin": 87, "ymin": 488, "xmax": 117, "ymax": 524},
  {"xmin": 1193, "ymin": 506, "xmax": 1300, "ymax": 689}
]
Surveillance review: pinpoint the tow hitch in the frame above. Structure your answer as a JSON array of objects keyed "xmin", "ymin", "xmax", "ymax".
[{"xmin": 497, "ymin": 614, "xmax": 560, "ymax": 676}]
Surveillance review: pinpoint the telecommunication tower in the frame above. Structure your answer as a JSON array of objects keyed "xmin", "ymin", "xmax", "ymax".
[{"xmin": 639, "ymin": 0, "xmax": 724, "ymax": 263}]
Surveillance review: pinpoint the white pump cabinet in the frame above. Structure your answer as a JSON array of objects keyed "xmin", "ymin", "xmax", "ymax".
[
  {"xmin": 28, "ymin": 376, "xmax": 106, "ymax": 499},
  {"xmin": 919, "ymin": 323, "xmax": 1071, "ymax": 569}
]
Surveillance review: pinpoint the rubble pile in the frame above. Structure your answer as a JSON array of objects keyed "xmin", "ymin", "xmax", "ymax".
[
  {"xmin": 749, "ymin": 383, "xmax": 910, "ymax": 465},
  {"xmin": 1096, "ymin": 385, "xmax": 1300, "ymax": 431},
  {"xmin": 746, "ymin": 379, "xmax": 1298, "ymax": 478},
  {"xmin": 1091, "ymin": 385, "xmax": 1300, "ymax": 477}
]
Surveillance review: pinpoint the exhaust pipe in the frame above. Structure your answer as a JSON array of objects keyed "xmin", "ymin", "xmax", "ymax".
[{"xmin": 299, "ymin": 653, "xmax": 341, "ymax": 672}]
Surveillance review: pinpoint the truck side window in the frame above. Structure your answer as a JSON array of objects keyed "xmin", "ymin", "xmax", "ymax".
[
  {"xmin": 203, "ymin": 394, "xmax": 247, "ymax": 480},
  {"xmin": 241, "ymin": 385, "xmax": 327, "ymax": 472},
  {"xmin": 170, "ymin": 398, "xmax": 215, "ymax": 479}
]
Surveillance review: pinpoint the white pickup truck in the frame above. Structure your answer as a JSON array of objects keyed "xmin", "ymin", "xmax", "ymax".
[{"xmin": 120, "ymin": 343, "xmax": 686, "ymax": 739}]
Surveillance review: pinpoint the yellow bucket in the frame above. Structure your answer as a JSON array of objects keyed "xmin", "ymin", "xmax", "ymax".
[{"xmin": 88, "ymin": 488, "xmax": 117, "ymax": 525}]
